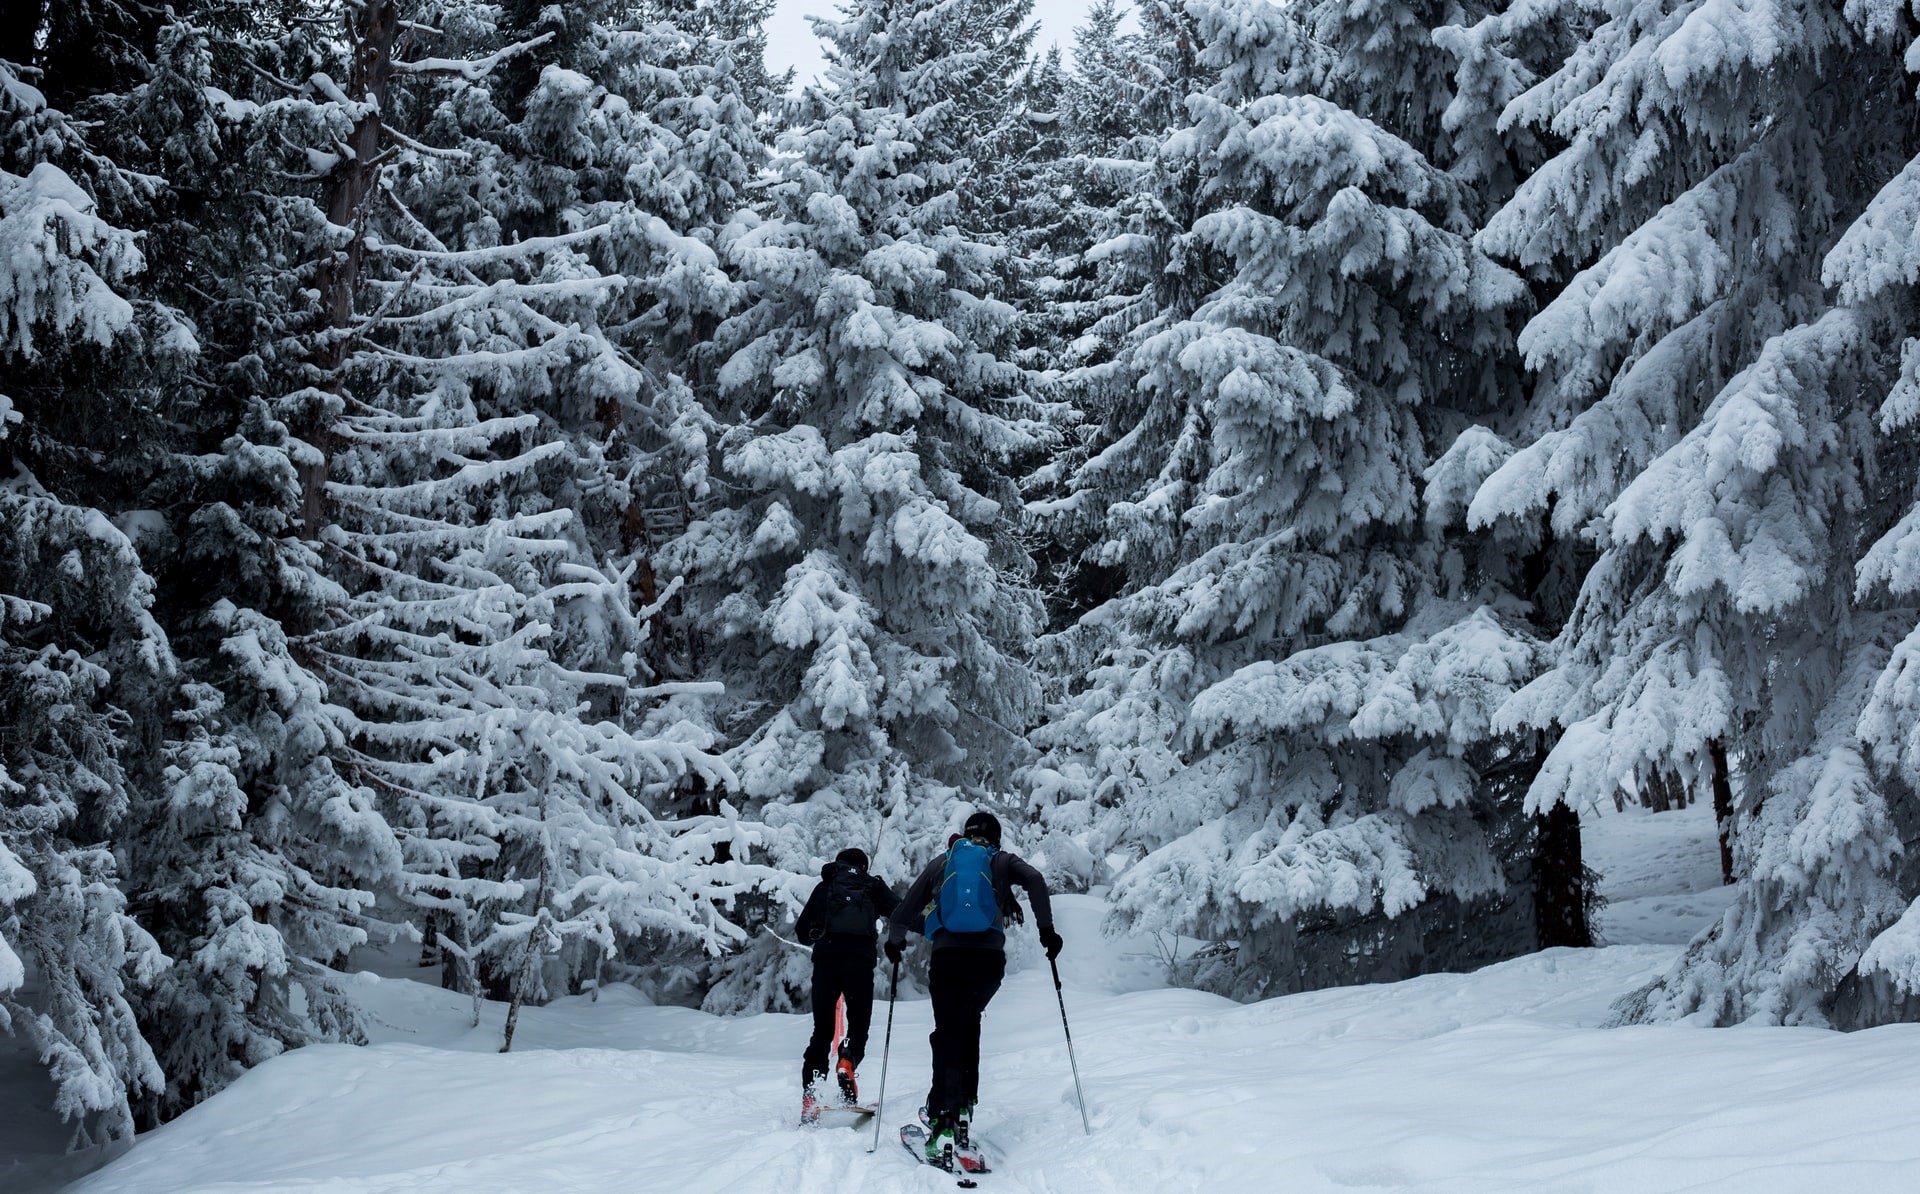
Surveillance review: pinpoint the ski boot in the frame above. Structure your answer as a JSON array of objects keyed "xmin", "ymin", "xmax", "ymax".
[
  {"xmin": 922, "ymin": 1110, "xmax": 959, "ymax": 1170},
  {"xmin": 799, "ymin": 1074, "xmax": 828, "ymax": 1125},
  {"xmin": 952, "ymin": 1107, "xmax": 988, "ymax": 1172},
  {"xmin": 919, "ymin": 1102, "xmax": 973, "ymax": 1128}
]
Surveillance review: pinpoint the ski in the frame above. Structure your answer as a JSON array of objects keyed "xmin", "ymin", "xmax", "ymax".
[
  {"xmin": 801, "ymin": 1102, "xmax": 876, "ymax": 1128},
  {"xmin": 801, "ymin": 998, "xmax": 874, "ymax": 1127},
  {"xmin": 815, "ymin": 1104, "xmax": 877, "ymax": 1124},
  {"xmin": 899, "ymin": 1123, "xmax": 992, "ymax": 1175}
]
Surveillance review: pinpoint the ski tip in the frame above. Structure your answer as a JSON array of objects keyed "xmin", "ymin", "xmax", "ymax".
[{"xmin": 958, "ymin": 1181, "xmax": 978, "ymax": 1189}]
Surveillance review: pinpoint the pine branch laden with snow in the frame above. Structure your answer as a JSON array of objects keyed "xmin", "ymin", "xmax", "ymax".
[
  {"xmin": 0, "ymin": 517, "xmax": 171, "ymax": 1146},
  {"xmin": 1460, "ymin": 0, "xmax": 1920, "ymax": 1025}
]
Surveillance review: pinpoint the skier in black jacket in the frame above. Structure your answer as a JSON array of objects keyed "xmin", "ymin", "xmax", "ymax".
[
  {"xmin": 885, "ymin": 811, "xmax": 1062, "ymax": 1163},
  {"xmin": 794, "ymin": 847, "xmax": 899, "ymax": 1120}
]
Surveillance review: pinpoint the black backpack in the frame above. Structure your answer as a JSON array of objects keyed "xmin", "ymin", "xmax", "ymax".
[{"xmin": 822, "ymin": 865, "xmax": 877, "ymax": 938}]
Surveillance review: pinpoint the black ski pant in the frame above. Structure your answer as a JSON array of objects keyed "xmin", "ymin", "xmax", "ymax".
[
  {"xmin": 802, "ymin": 951, "xmax": 875, "ymax": 1088},
  {"xmin": 925, "ymin": 947, "xmax": 1006, "ymax": 1118}
]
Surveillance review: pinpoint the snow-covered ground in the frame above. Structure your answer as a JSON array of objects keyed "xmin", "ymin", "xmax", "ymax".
[
  {"xmin": 1584, "ymin": 799, "xmax": 1740, "ymax": 945},
  {"xmin": 16, "ymin": 804, "xmax": 1920, "ymax": 1192}
]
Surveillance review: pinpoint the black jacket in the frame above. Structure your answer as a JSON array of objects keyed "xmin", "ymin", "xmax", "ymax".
[
  {"xmin": 795, "ymin": 861, "xmax": 900, "ymax": 959},
  {"xmin": 886, "ymin": 846, "xmax": 1054, "ymax": 953}
]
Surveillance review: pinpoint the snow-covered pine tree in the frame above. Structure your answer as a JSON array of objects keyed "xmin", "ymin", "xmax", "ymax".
[
  {"xmin": 643, "ymin": 0, "xmax": 792, "ymax": 121},
  {"xmin": 0, "ymin": 50, "xmax": 171, "ymax": 1146},
  {"xmin": 1022, "ymin": 0, "xmax": 1217, "ymax": 649},
  {"xmin": 1001, "ymin": 45, "xmax": 1076, "ymax": 372},
  {"xmin": 1045, "ymin": 0, "xmax": 1163, "ymax": 366},
  {"xmin": 946, "ymin": 0, "xmax": 1040, "ymax": 293},
  {"xmin": 258, "ymin": 0, "xmax": 780, "ymax": 1038},
  {"xmin": 1029, "ymin": 0, "xmax": 1543, "ymax": 997},
  {"xmin": 40, "ymin": 11, "xmax": 424, "ymax": 1120},
  {"xmin": 1062, "ymin": 0, "xmax": 1148, "ymax": 158},
  {"xmin": 1421, "ymin": 0, "xmax": 1598, "ymax": 947},
  {"xmin": 1457, "ymin": 0, "xmax": 1920, "ymax": 1025},
  {"xmin": 1067, "ymin": 0, "xmax": 1217, "ymax": 363},
  {"xmin": 677, "ymin": 0, "xmax": 1048, "ymax": 1010},
  {"xmin": 488, "ymin": 0, "xmax": 789, "ymax": 1023}
]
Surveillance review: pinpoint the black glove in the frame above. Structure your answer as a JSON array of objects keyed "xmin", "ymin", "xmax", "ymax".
[
  {"xmin": 885, "ymin": 938, "xmax": 905, "ymax": 966},
  {"xmin": 1039, "ymin": 928, "xmax": 1063, "ymax": 960}
]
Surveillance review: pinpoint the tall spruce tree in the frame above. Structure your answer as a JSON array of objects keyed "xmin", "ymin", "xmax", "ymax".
[
  {"xmin": 1022, "ymin": 0, "xmax": 1214, "ymax": 646},
  {"xmin": 1028, "ymin": 0, "xmax": 1541, "ymax": 997},
  {"xmin": 1422, "ymin": 0, "xmax": 1598, "ymax": 949},
  {"xmin": 1458, "ymin": 0, "xmax": 1920, "ymax": 1025},
  {"xmin": 64, "ymin": 11, "xmax": 424, "ymax": 1120},
  {"xmin": 1048, "ymin": 0, "xmax": 1163, "ymax": 359},
  {"xmin": 0, "ymin": 50, "xmax": 173, "ymax": 1145},
  {"xmin": 676, "ymin": 0, "xmax": 1047, "ymax": 1011},
  {"xmin": 245, "ymin": 0, "xmax": 781, "ymax": 1042}
]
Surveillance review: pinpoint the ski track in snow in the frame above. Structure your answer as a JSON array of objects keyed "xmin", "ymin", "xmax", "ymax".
[{"xmin": 29, "ymin": 808, "xmax": 1920, "ymax": 1192}]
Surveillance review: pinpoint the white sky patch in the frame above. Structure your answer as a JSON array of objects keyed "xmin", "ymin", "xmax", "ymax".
[{"xmin": 765, "ymin": 0, "xmax": 1099, "ymax": 87}]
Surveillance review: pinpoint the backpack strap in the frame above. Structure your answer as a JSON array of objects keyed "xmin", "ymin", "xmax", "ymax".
[{"xmin": 921, "ymin": 843, "xmax": 957, "ymax": 936}]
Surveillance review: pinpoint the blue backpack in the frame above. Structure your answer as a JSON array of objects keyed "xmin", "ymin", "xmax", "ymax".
[{"xmin": 924, "ymin": 839, "xmax": 999, "ymax": 936}]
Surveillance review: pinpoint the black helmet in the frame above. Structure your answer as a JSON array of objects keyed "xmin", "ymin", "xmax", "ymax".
[
  {"xmin": 835, "ymin": 847, "xmax": 870, "ymax": 872},
  {"xmin": 962, "ymin": 811, "xmax": 1002, "ymax": 848}
]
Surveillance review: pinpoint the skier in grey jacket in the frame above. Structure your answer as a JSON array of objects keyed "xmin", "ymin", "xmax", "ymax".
[{"xmin": 885, "ymin": 811, "xmax": 1062, "ymax": 1160}]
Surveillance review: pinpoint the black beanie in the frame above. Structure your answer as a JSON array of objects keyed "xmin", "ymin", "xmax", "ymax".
[
  {"xmin": 962, "ymin": 811, "xmax": 1002, "ymax": 847},
  {"xmin": 835, "ymin": 847, "xmax": 870, "ymax": 871}
]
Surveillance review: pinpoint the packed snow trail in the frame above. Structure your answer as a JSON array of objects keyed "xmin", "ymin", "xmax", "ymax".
[{"xmin": 63, "ymin": 886, "xmax": 1920, "ymax": 1193}]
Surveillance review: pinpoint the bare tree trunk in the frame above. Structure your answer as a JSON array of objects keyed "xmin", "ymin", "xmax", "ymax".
[
  {"xmin": 436, "ymin": 907, "xmax": 484, "ymax": 1026},
  {"xmin": 1644, "ymin": 771, "xmax": 1667, "ymax": 812},
  {"xmin": 500, "ymin": 868, "xmax": 550, "ymax": 1054},
  {"xmin": 1708, "ymin": 739, "xmax": 1736, "ymax": 885},
  {"xmin": 1641, "ymin": 767, "xmax": 1688, "ymax": 813},
  {"xmin": 301, "ymin": 0, "xmax": 399, "ymax": 537},
  {"xmin": 1534, "ymin": 799, "xmax": 1592, "ymax": 948},
  {"xmin": 499, "ymin": 965, "xmax": 527, "ymax": 1054}
]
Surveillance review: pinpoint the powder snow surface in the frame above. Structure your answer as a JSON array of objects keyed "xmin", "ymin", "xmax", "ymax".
[
  {"xmin": 1585, "ymin": 799, "xmax": 1740, "ymax": 944},
  {"xmin": 44, "ymin": 807, "xmax": 1920, "ymax": 1191}
]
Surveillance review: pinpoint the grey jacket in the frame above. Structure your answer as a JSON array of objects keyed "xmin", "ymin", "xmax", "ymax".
[{"xmin": 885, "ymin": 846, "xmax": 1054, "ymax": 952}]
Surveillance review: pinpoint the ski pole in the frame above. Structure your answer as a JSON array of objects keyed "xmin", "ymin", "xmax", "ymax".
[
  {"xmin": 1050, "ymin": 956, "xmax": 1092, "ymax": 1135},
  {"xmin": 867, "ymin": 958, "xmax": 900, "ymax": 1153}
]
